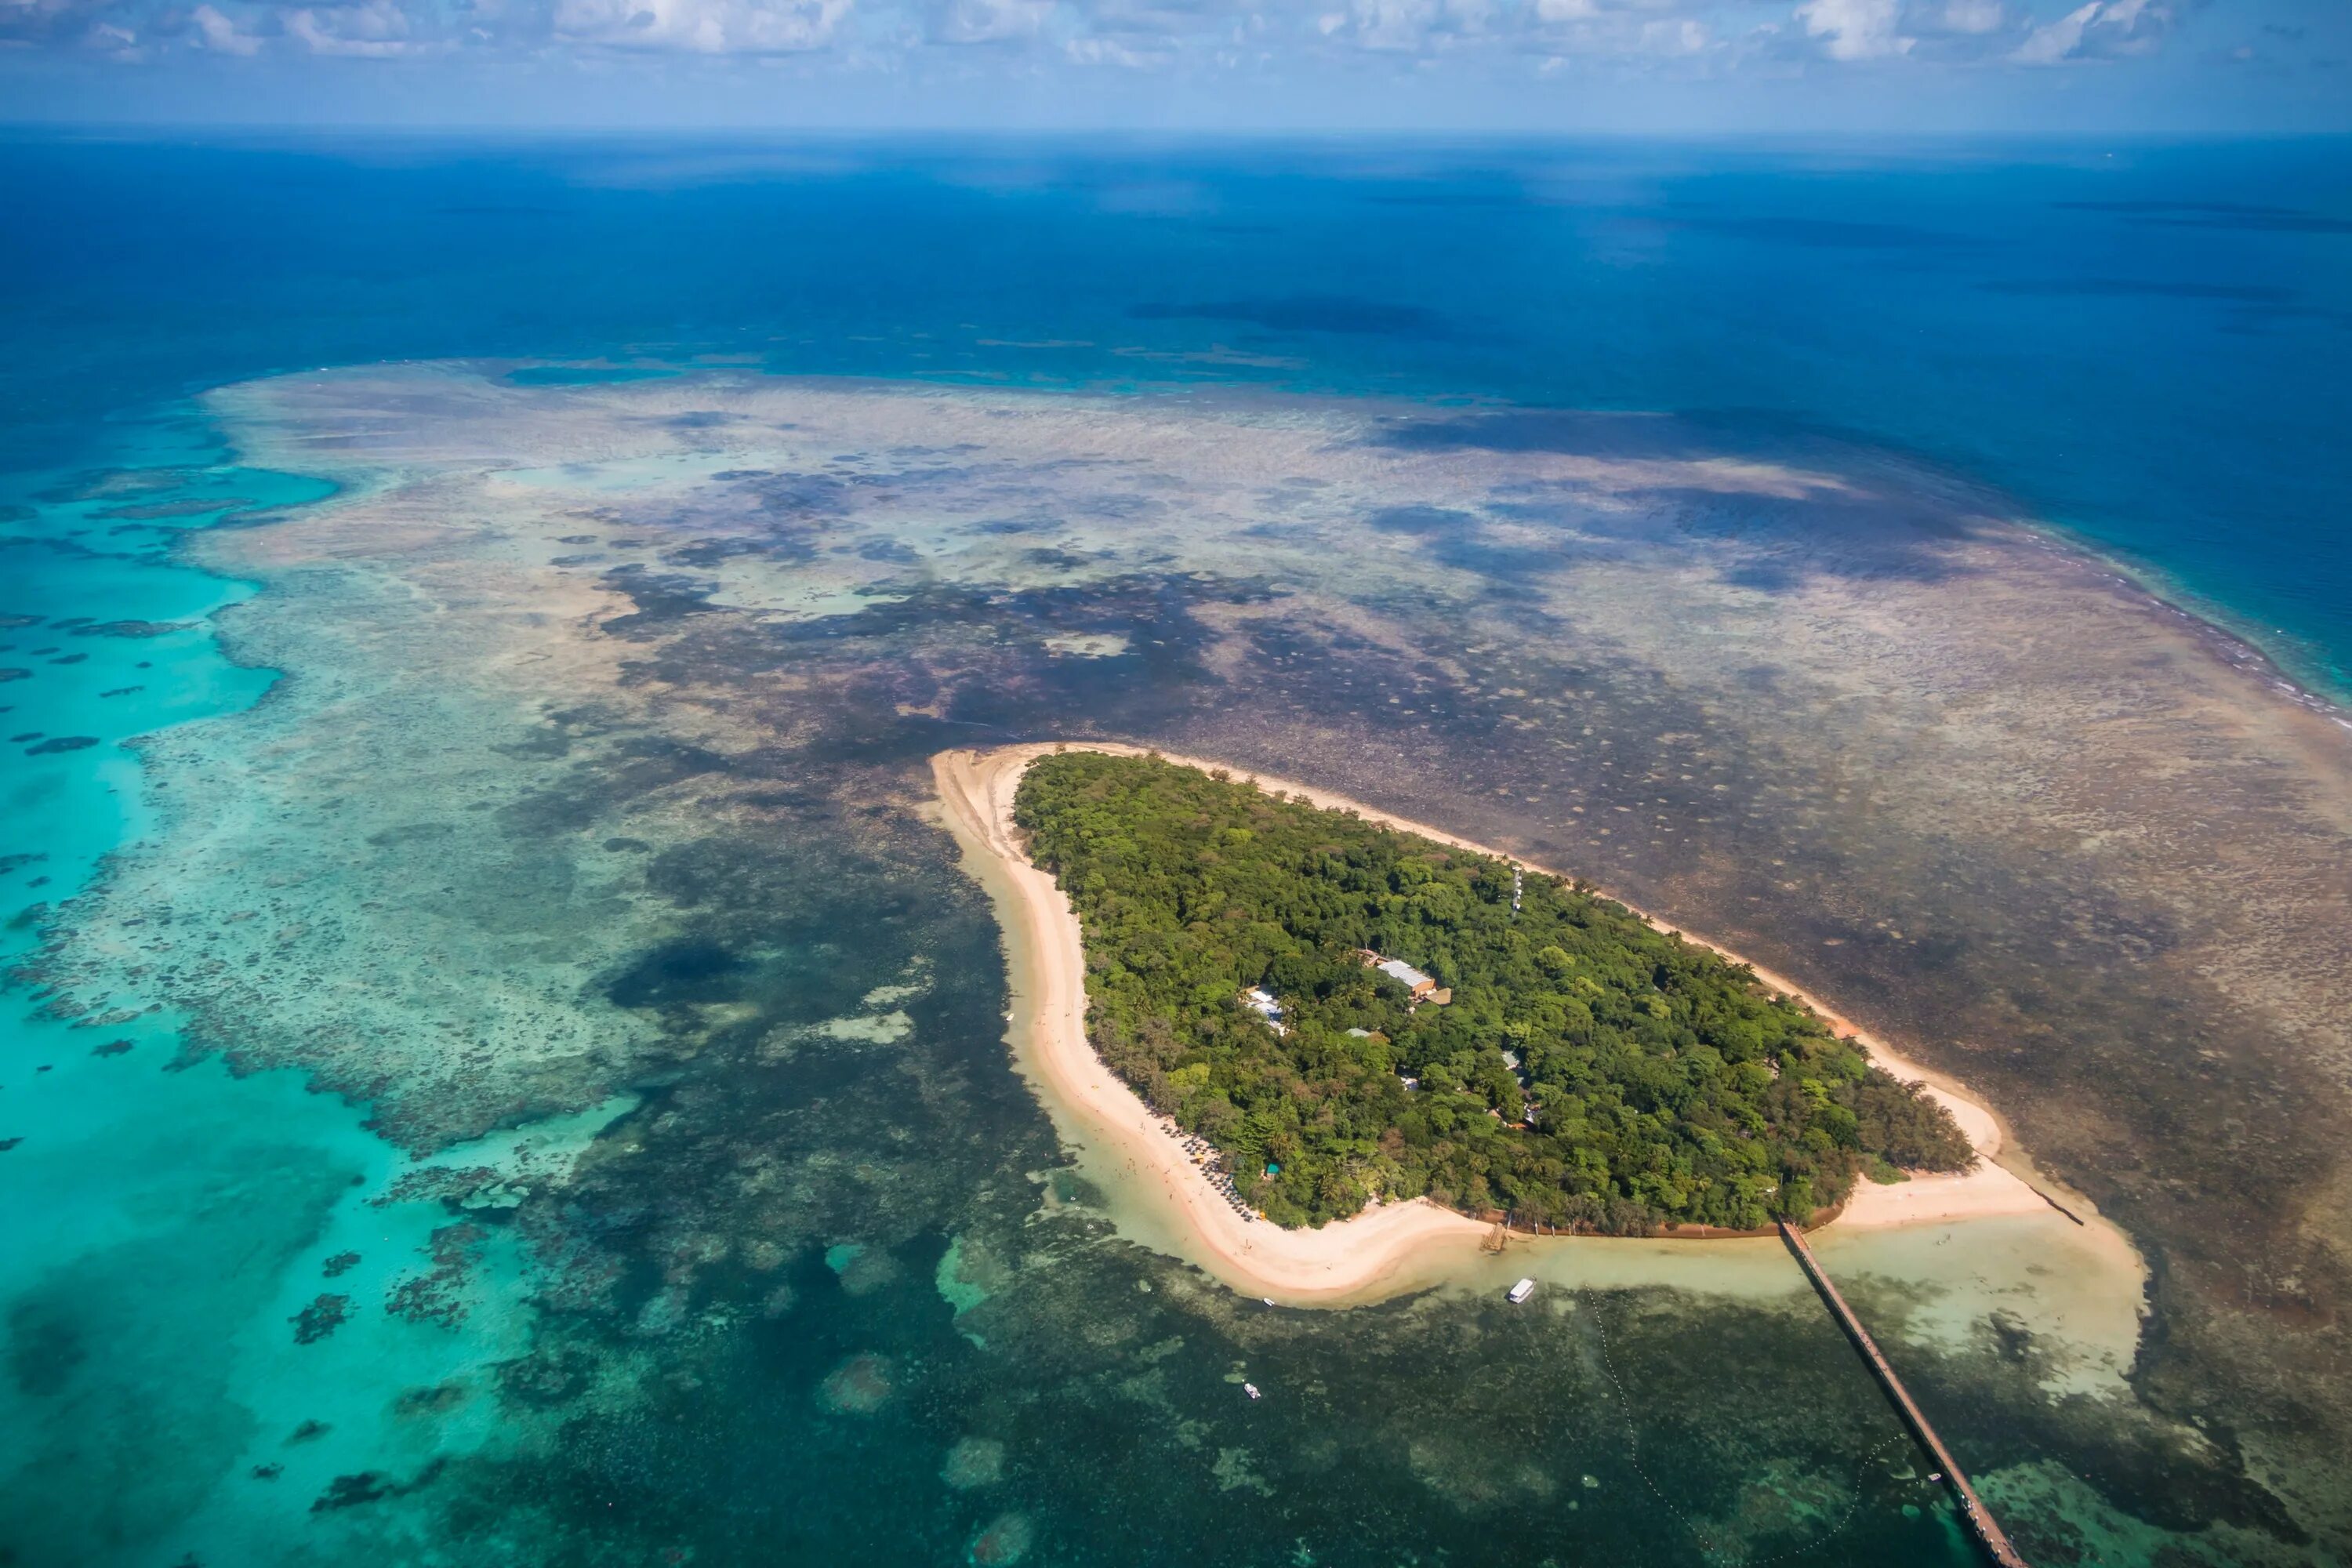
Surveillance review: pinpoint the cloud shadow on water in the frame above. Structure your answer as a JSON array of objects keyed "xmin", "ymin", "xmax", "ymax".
[
  {"xmin": 2055, "ymin": 200, "xmax": 2352, "ymax": 235},
  {"xmin": 1369, "ymin": 412, "xmax": 1984, "ymax": 590},
  {"xmin": 1980, "ymin": 278, "xmax": 2297, "ymax": 304}
]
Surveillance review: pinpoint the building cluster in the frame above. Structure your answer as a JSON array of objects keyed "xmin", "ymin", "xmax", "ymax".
[{"xmin": 1238, "ymin": 953, "xmax": 1452, "ymax": 1044}]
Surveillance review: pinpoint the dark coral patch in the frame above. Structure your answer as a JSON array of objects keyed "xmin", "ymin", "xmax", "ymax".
[
  {"xmin": 384, "ymin": 1223, "xmax": 484, "ymax": 1327},
  {"xmin": 311, "ymin": 1472, "xmax": 394, "ymax": 1512},
  {"xmin": 26, "ymin": 736, "xmax": 100, "ymax": 754},
  {"xmin": 73, "ymin": 619, "xmax": 193, "ymax": 638},
  {"xmin": 97, "ymin": 498, "xmax": 253, "ymax": 520},
  {"xmin": 292, "ymin": 1293, "xmax": 353, "ymax": 1345},
  {"xmin": 7, "ymin": 1298, "xmax": 85, "ymax": 1396},
  {"xmin": 394, "ymin": 1381, "xmax": 469, "ymax": 1419},
  {"xmin": 607, "ymin": 939, "xmax": 749, "ymax": 1009},
  {"xmin": 310, "ymin": 1458, "xmax": 446, "ymax": 1512},
  {"xmin": 369, "ymin": 1165, "xmax": 498, "ymax": 1207}
]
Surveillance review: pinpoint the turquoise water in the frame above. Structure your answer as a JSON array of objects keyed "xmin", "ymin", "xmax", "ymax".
[
  {"xmin": 0, "ymin": 427, "xmax": 307, "ymax": 991},
  {"xmin": 3, "ymin": 135, "xmax": 2347, "ymax": 1566},
  {"xmin": 0, "ymin": 429, "xmax": 578, "ymax": 1563},
  {"xmin": 1, "ymin": 452, "xmax": 292, "ymax": 924}
]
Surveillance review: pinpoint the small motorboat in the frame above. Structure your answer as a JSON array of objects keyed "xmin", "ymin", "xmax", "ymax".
[
  {"xmin": 1507, "ymin": 1278, "xmax": 1537, "ymax": 1305},
  {"xmin": 1243, "ymin": 1382, "xmax": 1261, "ymax": 1400}
]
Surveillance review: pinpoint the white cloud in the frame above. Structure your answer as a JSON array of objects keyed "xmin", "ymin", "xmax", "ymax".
[
  {"xmin": 1639, "ymin": 16, "xmax": 1705, "ymax": 52},
  {"xmin": 1308, "ymin": 0, "xmax": 1501, "ymax": 53},
  {"xmin": 189, "ymin": 2, "xmax": 262, "ymax": 51},
  {"xmin": 2011, "ymin": 0, "xmax": 2172, "ymax": 64},
  {"xmin": 1513, "ymin": 0, "xmax": 1733, "ymax": 64},
  {"xmin": 1938, "ymin": 0, "xmax": 2002, "ymax": 34},
  {"xmin": 1064, "ymin": 32, "xmax": 1153, "ymax": 61},
  {"xmin": 2012, "ymin": 0, "xmax": 2092, "ymax": 60},
  {"xmin": 1345, "ymin": 0, "xmax": 1441, "ymax": 52},
  {"xmin": 1, "ymin": 0, "xmax": 125, "ymax": 46},
  {"xmin": 0, "ymin": 0, "xmax": 2190, "ymax": 75},
  {"xmin": 553, "ymin": 0, "xmax": 851, "ymax": 51},
  {"xmin": 284, "ymin": 0, "xmax": 437, "ymax": 54},
  {"xmin": 1795, "ymin": 0, "xmax": 1911, "ymax": 58},
  {"xmin": 928, "ymin": 0, "xmax": 1053, "ymax": 43}
]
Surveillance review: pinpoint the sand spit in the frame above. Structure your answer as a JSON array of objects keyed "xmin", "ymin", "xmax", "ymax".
[{"xmin": 932, "ymin": 741, "xmax": 2117, "ymax": 1305}]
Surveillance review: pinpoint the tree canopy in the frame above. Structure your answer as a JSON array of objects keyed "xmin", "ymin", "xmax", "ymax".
[{"xmin": 1015, "ymin": 750, "xmax": 1972, "ymax": 1232}]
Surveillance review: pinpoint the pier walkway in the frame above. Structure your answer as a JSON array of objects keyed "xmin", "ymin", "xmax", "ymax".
[{"xmin": 1778, "ymin": 1220, "xmax": 2032, "ymax": 1568}]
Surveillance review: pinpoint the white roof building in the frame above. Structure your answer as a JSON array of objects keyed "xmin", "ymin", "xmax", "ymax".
[
  {"xmin": 1377, "ymin": 958, "xmax": 1436, "ymax": 993},
  {"xmin": 1356, "ymin": 948, "xmax": 1451, "ymax": 1005}
]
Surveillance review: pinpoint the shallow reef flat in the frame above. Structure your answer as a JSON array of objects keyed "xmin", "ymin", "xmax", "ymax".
[{"xmin": 27, "ymin": 361, "xmax": 2352, "ymax": 1565}]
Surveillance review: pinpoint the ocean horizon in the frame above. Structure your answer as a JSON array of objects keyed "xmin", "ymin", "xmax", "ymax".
[{"xmin": 6, "ymin": 132, "xmax": 2350, "ymax": 695}]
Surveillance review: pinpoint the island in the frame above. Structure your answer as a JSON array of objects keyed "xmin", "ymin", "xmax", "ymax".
[
  {"xmin": 934, "ymin": 742, "xmax": 2071, "ymax": 1300},
  {"xmin": 1014, "ymin": 748, "xmax": 1974, "ymax": 1232}
]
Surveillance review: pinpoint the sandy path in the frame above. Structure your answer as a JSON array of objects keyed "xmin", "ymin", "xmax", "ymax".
[{"xmin": 930, "ymin": 741, "xmax": 2080, "ymax": 1302}]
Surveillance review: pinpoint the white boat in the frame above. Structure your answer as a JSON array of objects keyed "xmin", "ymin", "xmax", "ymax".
[
  {"xmin": 1507, "ymin": 1278, "xmax": 1537, "ymax": 1305},
  {"xmin": 1243, "ymin": 1382, "xmax": 1261, "ymax": 1400}
]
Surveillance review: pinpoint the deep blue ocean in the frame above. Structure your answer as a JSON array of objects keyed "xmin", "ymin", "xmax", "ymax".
[
  {"xmin": 5, "ymin": 134, "xmax": 2349, "ymax": 691},
  {"xmin": 2, "ymin": 132, "xmax": 2348, "ymax": 1568}
]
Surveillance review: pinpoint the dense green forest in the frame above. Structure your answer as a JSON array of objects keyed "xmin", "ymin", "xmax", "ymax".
[{"xmin": 1014, "ymin": 751, "xmax": 1973, "ymax": 1232}]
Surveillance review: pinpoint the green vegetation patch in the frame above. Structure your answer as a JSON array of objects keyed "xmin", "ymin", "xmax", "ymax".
[{"xmin": 1015, "ymin": 752, "xmax": 1971, "ymax": 1232}]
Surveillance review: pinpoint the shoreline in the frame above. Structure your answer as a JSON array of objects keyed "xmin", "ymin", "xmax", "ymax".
[{"xmin": 930, "ymin": 740, "xmax": 2103, "ymax": 1305}]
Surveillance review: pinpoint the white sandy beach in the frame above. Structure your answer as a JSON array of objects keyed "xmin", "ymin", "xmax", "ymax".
[{"xmin": 930, "ymin": 740, "xmax": 2096, "ymax": 1303}]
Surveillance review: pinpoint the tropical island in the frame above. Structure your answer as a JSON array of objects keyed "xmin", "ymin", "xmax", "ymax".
[{"xmin": 1012, "ymin": 750, "xmax": 1973, "ymax": 1234}]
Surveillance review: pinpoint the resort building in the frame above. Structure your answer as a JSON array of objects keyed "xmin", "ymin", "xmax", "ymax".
[
  {"xmin": 1241, "ymin": 986, "xmax": 1288, "ymax": 1034},
  {"xmin": 1356, "ymin": 950, "xmax": 1453, "ymax": 1007}
]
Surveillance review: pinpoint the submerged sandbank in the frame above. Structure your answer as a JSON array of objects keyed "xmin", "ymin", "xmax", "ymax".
[{"xmin": 932, "ymin": 741, "xmax": 2137, "ymax": 1307}]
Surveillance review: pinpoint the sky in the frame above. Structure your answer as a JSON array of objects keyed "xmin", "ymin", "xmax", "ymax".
[{"xmin": 0, "ymin": 0, "xmax": 2347, "ymax": 132}]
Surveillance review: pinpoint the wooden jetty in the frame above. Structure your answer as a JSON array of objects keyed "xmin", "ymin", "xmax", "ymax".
[{"xmin": 1778, "ymin": 1219, "xmax": 2032, "ymax": 1568}]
